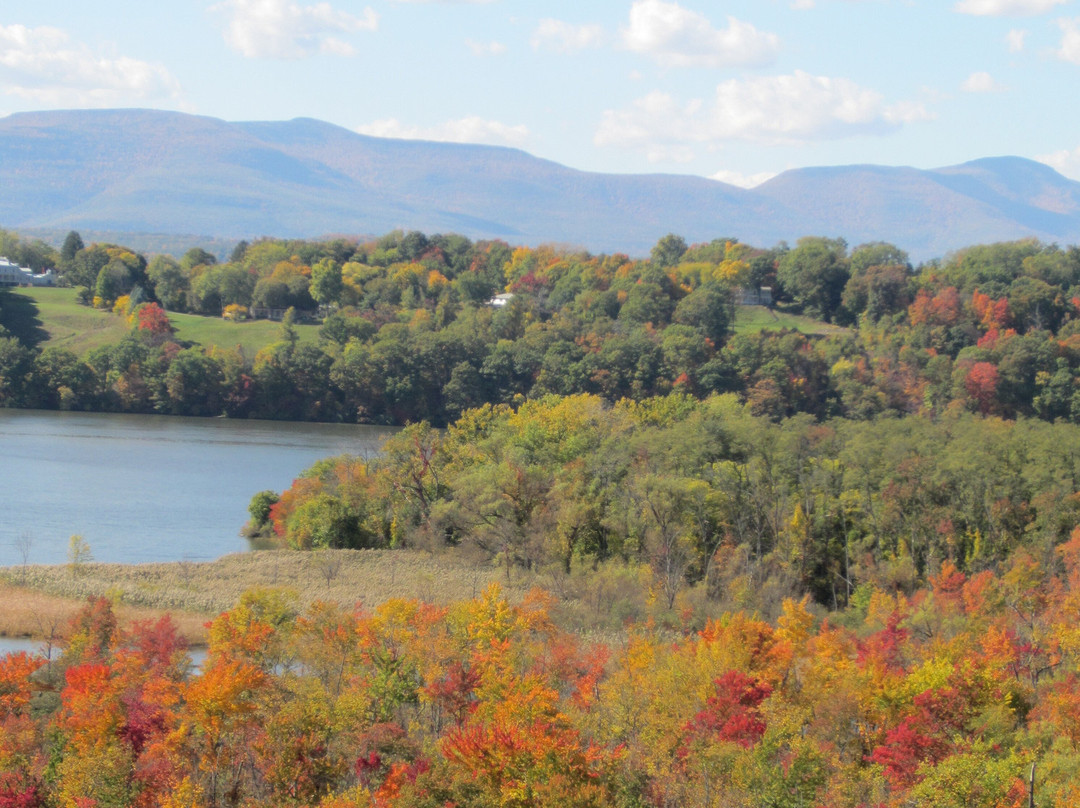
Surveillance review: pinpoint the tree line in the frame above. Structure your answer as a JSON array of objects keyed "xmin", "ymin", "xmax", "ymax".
[
  {"xmin": 5, "ymin": 229, "xmax": 1080, "ymax": 425},
  {"xmin": 253, "ymin": 393, "xmax": 1080, "ymax": 614}
]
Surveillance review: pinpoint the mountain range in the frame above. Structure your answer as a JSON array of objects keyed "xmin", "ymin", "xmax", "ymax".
[{"xmin": 2, "ymin": 108, "xmax": 1079, "ymax": 262}]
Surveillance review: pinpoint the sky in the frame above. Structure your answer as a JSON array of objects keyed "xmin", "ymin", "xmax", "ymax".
[{"xmin": 3, "ymin": 0, "xmax": 1080, "ymax": 187}]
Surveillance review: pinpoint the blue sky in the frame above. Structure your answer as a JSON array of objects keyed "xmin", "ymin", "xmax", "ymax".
[{"xmin": 3, "ymin": 0, "xmax": 1080, "ymax": 186}]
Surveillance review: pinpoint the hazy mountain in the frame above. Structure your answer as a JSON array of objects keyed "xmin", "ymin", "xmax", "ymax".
[
  {"xmin": 753, "ymin": 157, "xmax": 1080, "ymax": 260},
  {"xmin": 3, "ymin": 108, "xmax": 1080, "ymax": 261}
]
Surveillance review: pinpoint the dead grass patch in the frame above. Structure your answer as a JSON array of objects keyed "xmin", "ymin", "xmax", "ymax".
[
  {"xmin": 0, "ymin": 549, "xmax": 700, "ymax": 646},
  {"xmin": 0, "ymin": 584, "xmax": 208, "ymax": 647},
  {"xmin": 0, "ymin": 549, "xmax": 534, "ymax": 643}
]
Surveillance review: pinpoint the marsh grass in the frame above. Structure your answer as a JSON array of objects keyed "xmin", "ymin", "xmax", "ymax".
[
  {"xmin": 0, "ymin": 549, "xmax": 705, "ymax": 647},
  {"xmin": 0, "ymin": 584, "xmax": 208, "ymax": 647},
  {"xmin": 0, "ymin": 549, "xmax": 532, "ymax": 643}
]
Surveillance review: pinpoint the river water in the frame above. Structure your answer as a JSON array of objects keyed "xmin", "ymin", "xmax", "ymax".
[
  {"xmin": 0, "ymin": 409, "xmax": 394, "ymax": 566},
  {"xmin": 0, "ymin": 635, "xmax": 208, "ymax": 666}
]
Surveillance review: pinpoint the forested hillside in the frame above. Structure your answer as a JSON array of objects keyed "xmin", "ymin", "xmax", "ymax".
[{"xmin": 5, "ymin": 228, "xmax": 1080, "ymax": 425}]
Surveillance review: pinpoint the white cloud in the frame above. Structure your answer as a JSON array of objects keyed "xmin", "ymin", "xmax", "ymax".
[
  {"xmin": 791, "ymin": 0, "xmax": 881, "ymax": 6},
  {"xmin": 596, "ymin": 72, "xmax": 924, "ymax": 154},
  {"xmin": 596, "ymin": 91, "xmax": 704, "ymax": 147},
  {"xmin": 955, "ymin": 0, "xmax": 1067, "ymax": 15},
  {"xmin": 356, "ymin": 116, "xmax": 529, "ymax": 147},
  {"xmin": 466, "ymin": 39, "xmax": 506, "ymax": 56},
  {"xmin": 1037, "ymin": 145, "xmax": 1080, "ymax": 178},
  {"xmin": 1007, "ymin": 28, "xmax": 1028, "ymax": 50},
  {"xmin": 531, "ymin": 19, "xmax": 605, "ymax": 52},
  {"xmin": 883, "ymin": 99, "xmax": 934, "ymax": 123},
  {"xmin": 1058, "ymin": 17, "xmax": 1080, "ymax": 62},
  {"xmin": 213, "ymin": 0, "xmax": 378, "ymax": 59},
  {"xmin": 620, "ymin": 0, "xmax": 779, "ymax": 68},
  {"xmin": 961, "ymin": 70, "xmax": 1005, "ymax": 91},
  {"xmin": 0, "ymin": 24, "xmax": 182, "ymax": 106},
  {"xmin": 645, "ymin": 144, "xmax": 697, "ymax": 163},
  {"xmin": 710, "ymin": 168, "xmax": 778, "ymax": 188}
]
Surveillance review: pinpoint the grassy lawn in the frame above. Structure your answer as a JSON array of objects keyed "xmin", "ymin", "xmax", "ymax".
[
  {"xmin": 733, "ymin": 305, "xmax": 848, "ymax": 336},
  {"xmin": 2, "ymin": 287, "xmax": 129, "ymax": 353},
  {"xmin": 168, "ymin": 310, "xmax": 318, "ymax": 356},
  {"xmin": 1, "ymin": 287, "xmax": 318, "ymax": 356}
]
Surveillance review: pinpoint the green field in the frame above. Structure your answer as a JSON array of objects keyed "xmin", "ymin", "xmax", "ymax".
[
  {"xmin": 1, "ymin": 287, "xmax": 128, "ymax": 353},
  {"xmin": 733, "ymin": 304, "xmax": 847, "ymax": 336},
  {"xmin": 1, "ymin": 287, "xmax": 318, "ymax": 356},
  {"xmin": 168, "ymin": 310, "xmax": 319, "ymax": 356}
]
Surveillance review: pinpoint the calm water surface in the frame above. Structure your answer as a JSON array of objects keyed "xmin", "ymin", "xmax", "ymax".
[
  {"xmin": 0, "ymin": 409, "xmax": 394, "ymax": 566},
  {"xmin": 0, "ymin": 636, "xmax": 208, "ymax": 667},
  {"xmin": 0, "ymin": 636, "xmax": 59, "ymax": 658}
]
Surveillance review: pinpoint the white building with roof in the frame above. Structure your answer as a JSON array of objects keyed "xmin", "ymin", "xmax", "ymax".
[{"xmin": 0, "ymin": 258, "xmax": 55, "ymax": 287}]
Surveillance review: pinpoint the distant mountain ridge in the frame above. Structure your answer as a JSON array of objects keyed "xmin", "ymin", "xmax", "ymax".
[{"xmin": 2, "ymin": 108, "xmax": 1079, "ymax": 262}]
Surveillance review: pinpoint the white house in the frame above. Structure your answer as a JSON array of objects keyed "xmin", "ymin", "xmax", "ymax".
[{"xmin": 0, "ymin": 258, "xmax": 56, "ymax": 287}]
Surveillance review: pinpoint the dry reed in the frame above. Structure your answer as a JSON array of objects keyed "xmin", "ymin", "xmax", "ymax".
[{"xmin": 0, "ymin": 549, "xmax": 534, "ymax": 643}]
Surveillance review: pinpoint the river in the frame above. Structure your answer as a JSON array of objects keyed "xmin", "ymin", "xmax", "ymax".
[
  {"xmin": 0, "ymin": 635, "xmax": 208, "ymax": 667},
  {"xmin": 0, "ymin": 409, "xmax": 394, "ymax": 566}
]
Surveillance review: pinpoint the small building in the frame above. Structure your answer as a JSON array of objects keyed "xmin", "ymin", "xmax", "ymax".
[
  {"xmin": 488, "ymin": 292, "xmax": 515, "ymax": 308},
  {"xmin": 249, "ymin": 306, "xmax": 318, "ymax": 322},
  {"xmin": 737, "ymin": 286, "xmax": 773, "ymax": 307},
  {"xmin": 0, "ymin": 258, "xmax": 56, "ymax": 287}
]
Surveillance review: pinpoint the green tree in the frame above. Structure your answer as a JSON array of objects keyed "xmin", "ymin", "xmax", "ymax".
[
  {"xmin": 146, "ymin": 254, "xmax": 189, "ymax": 311},
  {"xmin": 60, "ymin": 230, "xmax": 84, "ymax": 264},
  {"xmin": 674, "ymin": 282, "xmax": 733, "ymax": 345},
  {"xmin": 93, "ymin": 260, "xmax": 134, "ymax": 306},
  {"xmin": 29, "ymin": 347, "xmax": 94, "ymax": 410},
  {"xmin": 778, "ymin": 236, "xmax": 850, "ymax": 323},
  {"xmin": 229, "ymin": 239, "xmax": 250, "ymax": 263},
  {"xmin": 161, "ymin": 348, "xmax": 225, "ymax": 416},
  {"xmin": 848, "ymin": 241, "xmax": 908, "ymax": 274},
  {"xmin": 310, "ymin": 258, "xmax": 344, "ymax": 309},
  {"xmin": 841, "ymin": 263, "xmax": 911, "ymax": 323},
  {"xmin": 619, "ymin": 282, "xmax": 674, "ymax": 327},
  {"xmin": 651, "ymin": 233, "xmax": 688, "ymax": 269},
  {"xmin": 248, "ymin": 490, "xmax": 280, "ymax": 532},
  {"xmin": 67, "ymin": 534, "xmax": 93, "ymax": 573},
  {"xmin": 0, "ymin": 336, "xmax": 32, "ymax": 407},
  {"xmin": 189, "ymin": 265, "xmax": 256, "ymax": 314},
  {"xmin": 67, "ymin": 244, "xmax": 111, "ymax": 289},
  {"xmin": 180, "ymin": 247, "xmax": 217, "ymax": 272}
]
